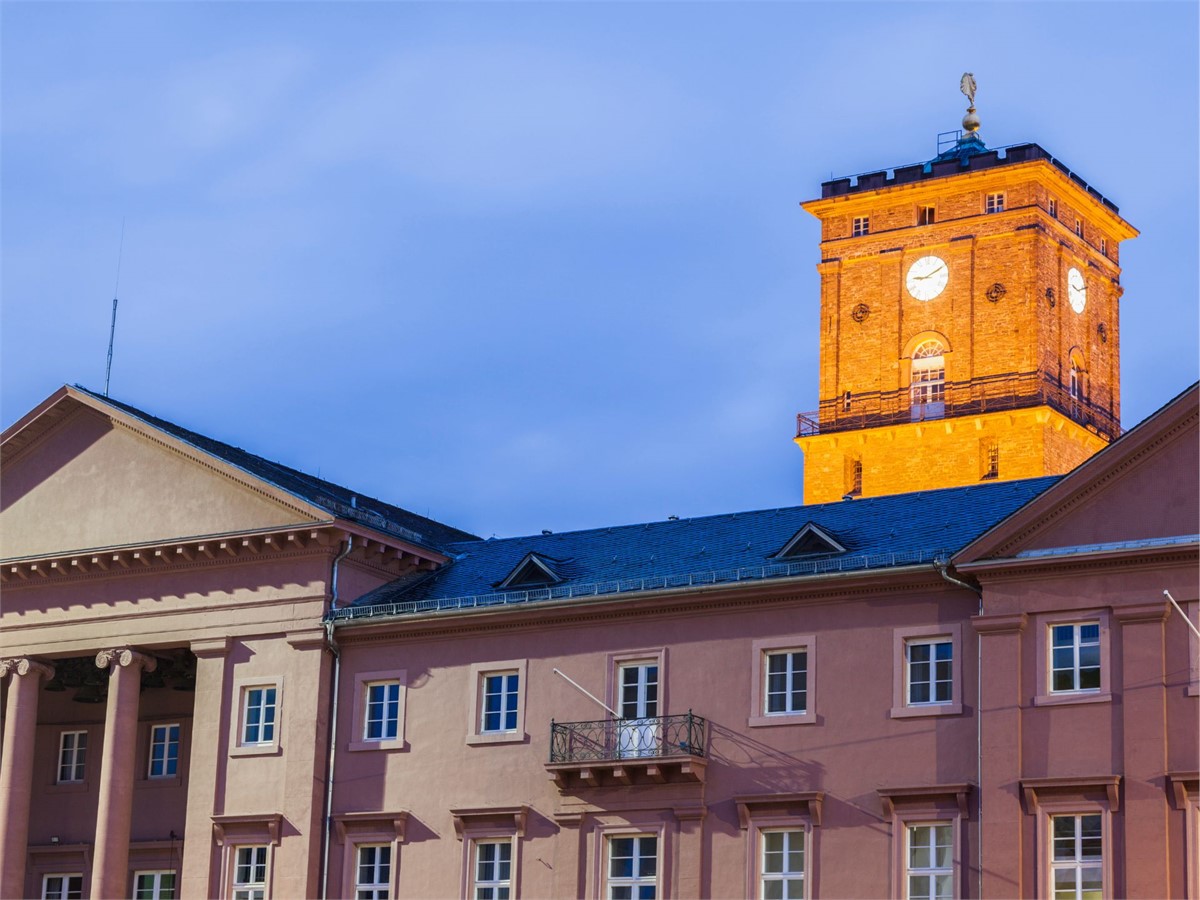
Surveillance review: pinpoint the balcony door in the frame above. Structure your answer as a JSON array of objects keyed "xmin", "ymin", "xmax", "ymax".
[
  {"xmin": 910, "ymin": 340, "xmax": 946, "ymax": 421},
  {"xmin": 617, "ymin": 662, "xmax": 659, "ymax": 758}
]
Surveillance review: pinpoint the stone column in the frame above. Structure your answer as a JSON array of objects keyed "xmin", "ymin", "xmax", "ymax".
[
  {"xmin": 973, "ymin": 613, "xmax": 1027, "ymax": 899},
  {"xmin": 0, "ymin": 658, "xmax": 55, "ymax": 900},
  {"xmin": 90, "ymin": 648, "xmax": 156, "ymax": 900},
  {"xmin": 181, "ymin": 638, "xmax": 230, "ymax": 899}
]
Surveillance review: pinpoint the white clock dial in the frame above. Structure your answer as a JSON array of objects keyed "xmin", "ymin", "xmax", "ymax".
[
  {"xmin": 906, "ymin": 255, "xmax": 949, "ymax": 302},
  {"xmin": 1067, "ymin": 267, "xmax": 1087, "ymax": 314}
]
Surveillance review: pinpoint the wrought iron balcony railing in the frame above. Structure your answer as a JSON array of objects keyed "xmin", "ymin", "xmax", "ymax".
[
  {"xmin": 796, "ymin": 371, "xmax": 1120, "ymax": 442},
  {"xmin": 549, "ymin": 712, "xmax": 706, "ymax": 765}
]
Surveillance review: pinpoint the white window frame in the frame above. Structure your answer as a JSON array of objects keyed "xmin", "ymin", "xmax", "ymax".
[
  {"xmin": 1033, "ymin": 612, "xmax": 1112, "ymax": 707},
  {"xmin": 363, "ymin": 681, "xmax": 401, "ymax": 743},
  {"xmin": 471, "ymin": 838, "xmax": 513, "ymax": 900},
  {"xmin": 750, "ymin": 636, "xmax": 816, "ymax": 727},
  {"xmin": 985, "ymin": 192, "xmax": 1005, "ymax": 214},
  {"xmin": 605, "ymin": 833, "xmax": 659, "ymax": 900},
  {"xmin": 905, "ymin": 822, "xmax": 954, "ymax": 900},
  {"xmin": 1049, "ymin": 622, "xmax": 1101, "ymax": 694},
  {"xmin": 1048, "ymin": 813, "xmax": 1104, "ymax": 900},
  {"xmin": 466, "ymin": 660, "xmax": 528, "ymax": 746},
  {"xmin": 852, "ymin": 216, "xmax": 870, "ymax": 237},
  {"xmin": 350, "ymin": 669, "xmax": 407, "ymax": 752},
  {"xmin": 148, "ymin": 723, "xmax": 181, "ymax": 779},
  {"xmin": 1048, "ymin": 197, "xmax": 1058, "ymax": 218},
  {"xmin": 57, "ymin": 730, "xmax": 87, "ymax": 784},
  {"xmin": 1075, "ymin": 218, "xmax": 1083, "ymax": 237},
  {"xmin": 133, "ymin": 870, "xmax": 177, "ymax": 900},
  {"xmin": 354, "ymin": 843, "xmax": 392, "ymax": 900},
  {"xmin": 232, "ymin": 845, "xmax": 268, "ymax": 900},
  {"xmin": 905, "ymin": 639, "xmax": 954, "ymax": 707},
  {"xmin": 479, "ymin": 671, "xmax": 520, "ymax": 735},
  {"xmin": 240, "ymin": 686, "xmax": 277, "ymax": 745},
  {"xmin": 891, "ymin": 626, "xmax": 962, "ymax": 719},
  {"xmin": 41, "ymin": 874, "xmax": 83, "ymax": 900},
  {"xmin": 1100, "ymin": 237, "xmax": 1107, "ymax": 256},
  {"xmin": 763, "ymin": 649, "xmax": 808, "ymax": 717},
  {"xmin": 759, "ymin": 828, "xmax": 806, "ymax": 900}
]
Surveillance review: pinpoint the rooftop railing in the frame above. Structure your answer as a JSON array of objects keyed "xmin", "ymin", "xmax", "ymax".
[
  {"xmin": 548, "ymin": 712, "xmax": 706, "ymax": 765},
  {"xmin": 796, "ymin": 371, "xmax": 1120, "ymax": 442}
]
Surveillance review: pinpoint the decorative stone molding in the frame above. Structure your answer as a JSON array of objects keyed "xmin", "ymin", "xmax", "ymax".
[
  {"xmin": 1167, "ymin": 772, "xmax": 1198, "ymax": 810},
  {"xmin": 877, "ymin": 783, "xmax": 971, "ymax": 818},
  {"xmin": 450, "ymin": 806, "xmax": 529, "ymax": 840},
  {"xmin": 332, "ymin": 811, "xmax": 409, "ymax": 844},
  {"xmin": 735, "ymin": 792, "xmax": 824, "ymax": 829},
  {"xmin": 1113, "ymin": 602, "xmax": 1170, "ymax": 624},
  {"xmin": 95, "ymin": 648, "xmax": 157, "ymax": 673},
  {"xmin": 971, "ymin": 612, "xmax": 1027, "ymax": 635},
  {"xmin": 211, "ymin": 813, "xmax": 283, "ymax": 847},
  {"xmin": 190, "ymin": 636, "xmax": 231, "ymax": 658},
  {"xmin": 0, "ymin": 657, "xmax": 55, "ymax": 680},
  {"xmin": 1021, "ymin": 775, "xmax": 1121, "ymax": 814}
]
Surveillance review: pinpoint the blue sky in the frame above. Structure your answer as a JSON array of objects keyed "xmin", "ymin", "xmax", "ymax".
[{"xmin": 3, "ymin": 2, "xmax": 1197, "ymax": 539}]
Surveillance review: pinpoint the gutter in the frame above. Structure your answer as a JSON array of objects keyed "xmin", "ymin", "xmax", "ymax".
[
  {"xmin": 934, "ymin": 559, "xmax": 984, "ymax": 900},
  {"xmin": 319, "ymin": 536, "xmax": 353, "ymax": 900}
]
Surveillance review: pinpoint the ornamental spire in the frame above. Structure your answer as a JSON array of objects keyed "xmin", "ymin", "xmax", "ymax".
[{"xmin": 960, "ymin": 72, "xmax": 980, "ymax": 135}]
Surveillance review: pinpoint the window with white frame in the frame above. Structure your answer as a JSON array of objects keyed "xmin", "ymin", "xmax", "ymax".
[
  {"xmin": 764, "ymin": 650, "xmax": 808, "ymax": 716},
  {"xmin": 472, "ymin": 840, "xmax": 512, "ymax": 900},
  {"xmin": 759, "ymin": 829, "xmax": 805, "ymax": 899},
  {"xmin": 241, "ymin": 686, "xmax": 277, "ymax": 745},
  {"xmin": 1100, "ymin": 237, "xmax": 1107, "ymax": 256},
  {"xmin": 57, "ymin": 731, "xmax": 87, "ymax": 783},
  {"xmin": 607, "ymin": 835, "xmax": 658, "ymax": 899},
  {"xmin": 1048, "ymin": 197, "xmax": 1058, "ymax": 218},
  {"xmin": 354, "ymin": 844, "xmax": 391, "ymax": 900},
  {"xmin": 41, "ymin": 875, "xmax": 83, "ymax": 900},
  {"xmin": 148, "ymin": 724, "xmax": 180, "ymax": 778},
  {"xmin": 906, "ymin": 640, "xmax": 953, "ymax": 705},
  {"xmin": 852, "ymin": 216, "xmax": 870, "ymax": 237},
  {"xmin": 918, "ymin": 205, "xmax": 936, "ymax": 226},
  {"xmin": 985, "ymin": 193, "xmax": 1005, "ymax": 214},
  {"xmin": 1050, "ymin": 623, "xmax": 1101, "ymax": 693},
  {"xmin": 1050, "ymin": 814, "xmax": 1103, "ymax": 900},
  {"xmin": 1075, "ymin": 218, "xmax": 1083, "ymax": 237},
  {"xmin": 906, "ymin": 823, "xmax": 953, "ymax": 900},
  {"xmin": 232, "ymin": 845, "xmax": 268, "ymax": 900},
  {"xmin": 480, "ymin": 672, "xmax": 520, "ymax": 734},
  {"xmin": 133, "ymin": 870, "xmax": 176, "ymax": 900},
  {"xmin": 363, "ymin": 682, "xmax": 401, "ymax": 742},
  {"xmin": 909, "ymin": 340, "xmax": 946, "ymax": 416}
]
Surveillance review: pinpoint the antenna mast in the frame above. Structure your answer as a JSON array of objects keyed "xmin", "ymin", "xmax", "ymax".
[{"xmin": 104, "ymin": 218, "xmax": 125, "ymax": 397}]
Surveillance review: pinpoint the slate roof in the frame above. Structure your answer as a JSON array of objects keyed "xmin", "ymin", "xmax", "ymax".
[
  {"xmin": 337, "ymin": 475, "xmax": 1060, "ymax": 620},
  {"xmin": 73, "ymin": 385, "xmax": 480, "ymax": 550}
]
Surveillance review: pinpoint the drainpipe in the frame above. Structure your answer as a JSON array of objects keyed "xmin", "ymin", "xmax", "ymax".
[
  {"xmin": 935, "ymin": 559, "xmax": 983, "ymax": 900},
  {"xmin": 319, "ymin": 536, "xmax": 353, "ymax": 900}
]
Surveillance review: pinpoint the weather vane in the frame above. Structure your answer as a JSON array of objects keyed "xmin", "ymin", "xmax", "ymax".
[{"xmin": 960, "ymin": 72, "xmax": 980, "ymax": 135}]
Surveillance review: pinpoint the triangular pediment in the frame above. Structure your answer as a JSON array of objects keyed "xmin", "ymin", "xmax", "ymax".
[
  {"xmin": 774, "ymin": 522, "xmax": 846, "ymax": 558},
  {"xmin": 956, "ymin": 384, "xmax": 1199, "ymax": 563},
  {"xmin": 1, "ymin": 391, "xmax": 323, "ymax": 559},
  {"xmin": 497, "ymin": 553, "xmax": 561, "ymax": 589}
]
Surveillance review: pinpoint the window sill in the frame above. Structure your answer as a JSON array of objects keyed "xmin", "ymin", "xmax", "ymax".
[
  {"xmin": 348, "ymin": 739, "xmax": 408, "ymax": 753},
  {"xmin": 138, "ymin": 775, "xmax": 184, "ymax": 789},
  {"xmin": 1187, "ymin": 684, "xmax": 1199, "ymax": 697},
  {"xmin": 47, "ymin": 781, "xmax": 90, "ymax": 794},
  {"xmin": 889, "ymin": 702, "xmax": 963, "ymax": 719},
  {"xmin": 466, "ymin": 731, "xmax": 528, "ymax": 747},
  {"xmin": 748, "ymin": 712, "xmax": 816, "ymax": 728},
  {"xmin": 230, "ymin": 742, "xmax": 281, "ymax": 758},
  {"xmin": 1032, "ymin": 691, "xmax": 1112, "ymax": 708}
]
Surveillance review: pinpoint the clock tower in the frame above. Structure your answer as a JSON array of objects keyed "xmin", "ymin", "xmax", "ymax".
[{"xmin": 795, "ymin": 83, "xmax": 1138, "ymax": 504}]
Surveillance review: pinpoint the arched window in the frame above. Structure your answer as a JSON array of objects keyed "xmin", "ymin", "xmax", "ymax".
[
  {"xmin": 1068, "ymin": 349, "xmax": 1086, "ymax": 404},
  {"xmin": 910, "ymin": 340, "xmax": 946, "ymax": 420}
]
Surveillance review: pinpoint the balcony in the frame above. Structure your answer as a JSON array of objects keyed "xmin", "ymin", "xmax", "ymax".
[
  {"xmin": 546, "ymin": 712, "xmax": 707, "ymax": 789},
  {"xmin": 796, "ymin": 371, "xmax": 1120, "ymax": 442}
]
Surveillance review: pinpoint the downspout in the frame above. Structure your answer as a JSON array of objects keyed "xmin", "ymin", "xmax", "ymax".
[
  {"xmin": 935, "ymin": 559, "xmax": 983, "ymax": 900},
  {"xmin": 319, "ymin": 536, "xmax": 354, "ymax": 900}
]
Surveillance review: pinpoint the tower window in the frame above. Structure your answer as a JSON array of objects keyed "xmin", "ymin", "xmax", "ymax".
[
  {"xmin": 845, "ymin": 457, "xmax": 863, "ymax": 497},
  {"xmin": 852, "ymin": 216, "xmax": 870, "ymax": 237},
  {"xmin": 1100, "ymin": 237, "xmax": 1108, "ymax": 256},
  {"xmin": 843, "ymin": 391, "xmax": 852, "ymax": 412},
  {"xmin": 1048, "ymin": 197, "xmax": 1058, "ymax": 218},
  {"xmin": 909, "ymin": 340, "xmax": 946, "ymax": 421},
  {"xmin": 1075, "ymin": 218, "xmax": 1083, "ymax": 237},
  {"xmin": 981, "ymin": 441, "xmax": 999, "ymax": 480},
  {"xmin": 918, "ymin": 205, "xmax": 936, "ymax": 226},
  {"xmin": 985, "ymin": 193, "xmax": 1005, "ymax": 214}
]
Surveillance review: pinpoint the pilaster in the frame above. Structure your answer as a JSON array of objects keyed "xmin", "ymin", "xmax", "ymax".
[{"xmin": 181, "ymin": 637, "xmax": 230, "ymax": 899}]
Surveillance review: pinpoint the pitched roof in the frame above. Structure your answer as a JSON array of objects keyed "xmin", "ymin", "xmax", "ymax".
[
  {"xmin": 70, "ymin": 385, "xmax": 480, "ymax": 550},
  {"xmin": 339, "ymin": 475, "xmax": 1060, "ymax": 620}
]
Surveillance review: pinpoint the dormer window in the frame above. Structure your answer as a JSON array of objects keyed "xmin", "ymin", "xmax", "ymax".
[
  {"xmin": 497, "ymin": 553, "xmax": 562, "ymax": 589},
  {"xmin": 775, "ymin": 523, "xmax": 847, "ymax": 559}
]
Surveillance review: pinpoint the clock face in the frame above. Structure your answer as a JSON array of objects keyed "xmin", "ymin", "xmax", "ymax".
[
  {"xmin": 906, "ymin": 255, "xmax": 949, "ymax": 302},
  {"xmin": 1067, "ymin": 267, "xmax": 1087, "ymax": 314}
]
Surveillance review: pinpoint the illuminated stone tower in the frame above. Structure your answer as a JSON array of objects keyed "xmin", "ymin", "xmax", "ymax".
[{"xmin": 795, "ymin": 80, "xmax": 1138, "ymax": 504}]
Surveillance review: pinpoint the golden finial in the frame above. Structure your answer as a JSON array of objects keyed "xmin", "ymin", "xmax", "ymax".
[{"xmin": 960, "ymin": 73, "xmax": 980, "ymax": 134}]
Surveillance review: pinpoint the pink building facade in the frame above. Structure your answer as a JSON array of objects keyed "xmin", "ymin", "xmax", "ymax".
[{"xmin": 1, "ymin": 382, "xmax": 1196, "ymax": 899}]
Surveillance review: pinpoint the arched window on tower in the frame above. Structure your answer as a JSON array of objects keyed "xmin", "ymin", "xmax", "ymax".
[
  {"xmin": 1068, "ymin": 349, "xmax": 1086, "ymax": 411},
  {"xmin": 909, "ymin": 340, "xmax": 946, "ymax": 421}
]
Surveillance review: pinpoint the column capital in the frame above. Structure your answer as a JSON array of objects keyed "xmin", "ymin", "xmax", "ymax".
[
  {"xmin": 95, "ymin": 648, "xmax": 157, "ymax": 673},
  {"xmin": 0, "ymin": 657, "xmax": 55, "ymax": 680}
]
